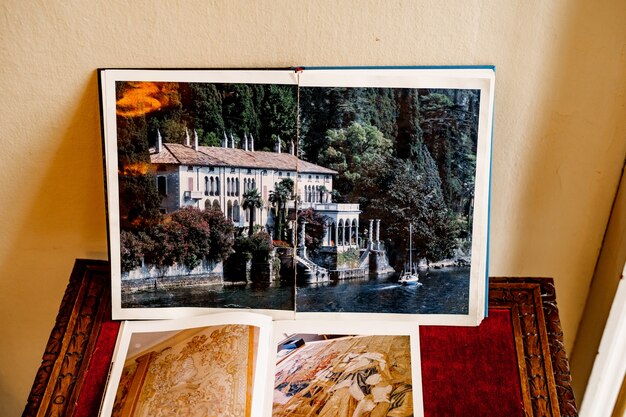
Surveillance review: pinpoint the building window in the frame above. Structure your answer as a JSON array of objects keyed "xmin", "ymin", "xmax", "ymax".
[
  {"xmin": 187, "ymin": 166, "xmax": 194, "ymax": 171},
  {"xmin": 236, "ymin": 178, "xmax": 240, "ymax": 196},
  {"xmin": 227, "ymin": 201, "xmax": 233, "ymax": 220},
  {"xmin": 338, "ymin": 219, "xmax": 344, "ymax": 246},
  {"xmin": 233, "ymin": 201, "xmax": 240, "ymax": 222},
  {"xmin": 157, "ymin": 176, "xmax": 167, "ymax": 196},
  {"xmin": 247, "ymin": 168, "xmax": 252, "ymax": 174},
  {"xmin": 279, "ymin": 172, "xmax": 282, "ymax": 176},
  {"xmin": 204, "ymin": 176, "xmax": 209, "ymax": 196},
  {"xmin": 215, "ymin": 177, "xmax": 220, "ymax": 196}
]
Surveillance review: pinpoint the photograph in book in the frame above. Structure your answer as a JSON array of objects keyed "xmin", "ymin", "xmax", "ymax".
[
  {"xmin": 98, "ymin": 313, "xmax": 272, "ymax": 417},
  {"xmin": 294, "ymin": 69, "xmax": 494, "ymax": 322},
  {"xmin": 100, "ymin": 68, "xmax": 494, "ymax": 323},
  {"xmin": 100, "ymin": 70, "xmax": 301, "ymax": 318},
  {"xmin": 273, "ymin": 334, "xmax": 415, "ymax": 416}
]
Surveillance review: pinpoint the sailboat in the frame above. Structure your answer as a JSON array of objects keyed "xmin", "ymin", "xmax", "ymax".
[{"xmin": 398, "ymin": 223, "xmax": 420, "ymax": 285}]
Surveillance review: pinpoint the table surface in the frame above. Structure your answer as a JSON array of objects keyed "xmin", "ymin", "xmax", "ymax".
[{"xmin": 22, "ymin": 260, "xmax": 578, "ymax": 417}]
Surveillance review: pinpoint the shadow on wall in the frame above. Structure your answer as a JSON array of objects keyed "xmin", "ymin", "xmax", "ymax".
[
  {"xmin": 0, "ymin": 71, "xmax": 108, "ymax": 414},
  {"xmin": 489, "ymin": 0, "xmax": 626, "ymax": 379}
]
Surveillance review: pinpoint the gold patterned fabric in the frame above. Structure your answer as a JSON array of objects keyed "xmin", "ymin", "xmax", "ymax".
[{"xmin": 113, "ymin": 324, "xmax": 256, "ymax": 417}]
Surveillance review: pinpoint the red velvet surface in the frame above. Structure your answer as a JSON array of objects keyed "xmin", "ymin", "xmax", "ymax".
[
  {"xmin": 74, "ymin": 308, "xmax": 524, "ymax": 416},
  {"xmin": 420, "ymin": 309, "xmax": 524, "ymax": 416},
  {"xmin": 73, "ymin": 316, "xmax": 121, "ymax": 417}
]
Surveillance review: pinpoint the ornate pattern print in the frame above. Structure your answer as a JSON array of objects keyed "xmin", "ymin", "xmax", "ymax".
[
  {"xmin": 273, "ymin": 335, "xmax": 413, "ymax": 417},
  {"xmin": 112, "ymin": 324, "xmax": 257, "ymax": 417}
]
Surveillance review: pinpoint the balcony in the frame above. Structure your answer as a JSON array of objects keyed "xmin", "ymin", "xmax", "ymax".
[
  {"xmin": 184, "ymin": 190, "xmax": 204, "ymax": 200},
  {"xmin": 313, "ymin": 203, "xmax": 360, "ymax": 213}
]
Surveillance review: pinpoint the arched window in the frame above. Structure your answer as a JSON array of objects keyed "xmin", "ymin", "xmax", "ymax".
[
  {"xmin": 226, "ymin": 178, "xmax": 231, "ymax": 196},
  {"xmin": 227, "ymin": 200, "xmax": 233, "ymax": 220},
  {"xmin": 236, "ymin": 178, "xmax": 240, "ymax": 196},
  {"xmin": 215, "ymin": 177, "xmax": 220, "ymax": 196},
  {"xmin": 351, "ymin": 219, "xmax": 357, "ymax": 245},
  {"xmin": 252, "ymin": 179, "xmax": 256, "ymax": 190},
  {"xmin": 204, "ymin": 199, "xmax": 211, "ymax": 210},
  {"xmin": 233, "ymin": 201, "xmax": 240, "ymax": 222},
  {"xmin": 338, "ymin": 219, "xmax": 344, "ymax": 246},
  {"xmin": 204, "ymin": 176, "xmax": 209, "ymax": 196},
  {"xmin": 331, "ymin": 222, "xmax": 337, "ymax": 246},
  {"xmin": 213, "ymin": 199, "xmax": 221, "ymax": 212},
  {"xmin": 210, "ymin": 177, "xmax": 214, "ymax": 195}
]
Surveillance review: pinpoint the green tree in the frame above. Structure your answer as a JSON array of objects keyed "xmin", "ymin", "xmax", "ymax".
[
  {"xmin": 368, "ymin": 155, "xmax": 456, "ymax": 266},
  {"xmin": 117, "ymin": 172, "xmax": 162, "ymax": 227},
  {"xmin": 269, "ymin": 178, "xmax": 294, "ymax": 241},
  {"xmin": 201, "ymin": 207, "xmax": 235, "ymax": 262},
  {"xmin": 318, "ymin": 122, "xmax": 393, "ymax": 201},
  {"xmin": 232, "ymin": 230, "xmax": 274, "ymax": 263},
  {"xmin": 259, "ymin": 84, "xmax": 297, "ymax": 151},
  {"xmin": 120, "ymin": 230, "xmax": 146, "ymax": 273},
  {"xmin": 222, "ymin": 84, "xmax": 260, "ymax": 140},
  {"xmin": 394, "ymin": 88, "xmax": 423, "ymax": 160},
  {"xmin": 419, "ymin": 91, "xmax": 478, "ymax": 214},
  {"xmin": 139, "ymin": 207, "xmax": 234, "ymax": 272},
  {"xmin": 167, "ymin": 207, "xmax": 212, "ymax": 270},
  {"xmin": 242, "ymin": 188, "xmax": 263, "ymax": 236},
  {"xmin": 188, "ymin": 83, "xmax": 225, "ymax": 145}
]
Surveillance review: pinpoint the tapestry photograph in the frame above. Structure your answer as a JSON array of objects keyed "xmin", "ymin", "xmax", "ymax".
[{"xmin": 99, "ymin": 313, "xmax": 272, "ymax": 417}]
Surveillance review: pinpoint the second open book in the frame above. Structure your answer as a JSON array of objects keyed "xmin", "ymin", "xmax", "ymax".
[{"xmin": 99, "ymin": 312, "xmax": 423, "ymax": 417}]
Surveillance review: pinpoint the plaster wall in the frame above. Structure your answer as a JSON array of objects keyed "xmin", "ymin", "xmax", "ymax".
[{"xmin": 1, "ymin": 1, "xmax": 625, "ymax": 414}]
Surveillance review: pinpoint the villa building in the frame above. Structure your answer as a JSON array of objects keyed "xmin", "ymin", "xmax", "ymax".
[{"xmin": 149, "ymin": 130, "xmax": 361, "ymax": 250}]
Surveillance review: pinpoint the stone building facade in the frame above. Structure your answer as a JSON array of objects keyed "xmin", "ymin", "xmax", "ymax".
[{"xmin": 149, "ymin": 130, "xmax": 360, "ymax": 244}]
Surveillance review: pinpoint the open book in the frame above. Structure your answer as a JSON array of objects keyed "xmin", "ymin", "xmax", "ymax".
[
  {"xmin": 99, "ymin": 67, "xmax": 495, "ymax": 325},
  {"xmin": 99, "ymin": 312, "xmax": 423, "ymax": 417}
]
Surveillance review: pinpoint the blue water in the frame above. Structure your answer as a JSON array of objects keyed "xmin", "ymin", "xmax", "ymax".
[
  {"xmin": 122, "ymin": 267, "xmax": 469, "ymax": 315},
  {"xmin": 296, "ymin": 267, "xmax": 470, "ymax": 314}
]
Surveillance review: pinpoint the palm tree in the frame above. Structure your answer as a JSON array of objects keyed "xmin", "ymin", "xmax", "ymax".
[
  {"xmin": 242, "ymin": 188, "xmax": 263, "ymax": 236},
  {"xmin": 268, "ymin": 178, "xmax": 294, "ymax": 241}
]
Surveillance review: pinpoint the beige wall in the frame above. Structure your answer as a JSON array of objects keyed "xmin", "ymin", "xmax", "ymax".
[
  {"xmin": 0, "ymin": 1, "xmax": 625, "ymax": 414},
  {"xmin": 570, "ymin": 167, "xmax": 626, "ymax": 401}
]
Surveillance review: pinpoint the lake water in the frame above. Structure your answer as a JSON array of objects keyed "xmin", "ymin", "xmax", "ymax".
[{"xmin": 123, "ymin": 266, "xmax": 470, "ymax": 315}]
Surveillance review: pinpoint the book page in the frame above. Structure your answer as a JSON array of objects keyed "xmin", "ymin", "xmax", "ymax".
[
  {"xmin": 99, "ymin": 312, "xmax": 272, "ymax": 417},
  {"xmin": 265, "ymin": 320, "xmax": 423, "ymax": 417},
  {"xmin": 100, "ymin": 67, "xmax": 494, "ymax": 326}
]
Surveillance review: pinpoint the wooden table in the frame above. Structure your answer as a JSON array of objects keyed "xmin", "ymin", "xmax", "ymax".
[{"xmin": 22, "ymin": 260, "xmax": 578, "ymax": 417}]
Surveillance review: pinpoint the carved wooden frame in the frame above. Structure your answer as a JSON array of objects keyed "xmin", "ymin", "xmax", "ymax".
[
  {"xmin": 22, "ymin": 261, "xmax": 578, "ymax": 416},
  {"xmin": 489, "ymin": 278, "xmax": 578, "ymax": 417},
  {"xmin": 23, "ymin": 259, "xmax": 112, "ymax": 417}
]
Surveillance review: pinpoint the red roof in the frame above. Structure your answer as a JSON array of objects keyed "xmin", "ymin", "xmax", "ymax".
[{"xmin": 150, "ymin": 144, "xmax": 337, "ymax": 175}]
